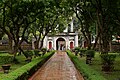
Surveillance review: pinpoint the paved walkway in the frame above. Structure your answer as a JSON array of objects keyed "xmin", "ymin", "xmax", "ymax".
[{"xmin": 29, "ymin": 51, "xmax": 84, "ymax": 80}]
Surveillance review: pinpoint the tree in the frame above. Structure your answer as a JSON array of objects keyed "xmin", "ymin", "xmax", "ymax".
[
  {"xmin": 28, "ymin": 0, "xmax": 69, "ymax": 49},
  {"xmin": 0, "ymin": 0, "xmax": 44, "ymax": 60},
  {"xmin": 89, "ymin": 0, "xmax": 120, "ymax": 53},
  {"xmin": 64, "ymin": 0, "xmax": 96, "ymax": 49}
]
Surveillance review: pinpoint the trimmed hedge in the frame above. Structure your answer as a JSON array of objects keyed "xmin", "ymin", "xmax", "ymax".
[
  {"xmin": 0, "ymin": 51, "xmax": 55, "ymax": 80},
  {"xmin": 85, "ymin": 50, "xmax": 95, "ymax": 58},
  {"xmin": 0, "ymin": 54, "xmax": 13, "ymax": 64},
  {"xmin": 66, "ymin": 50, "xmax": 107, "ymax": 80}
]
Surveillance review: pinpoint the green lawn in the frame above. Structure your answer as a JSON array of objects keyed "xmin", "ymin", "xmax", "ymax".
[{"xmin": 78, "ymin": 52, "xmax": 120, "ymax": 80}]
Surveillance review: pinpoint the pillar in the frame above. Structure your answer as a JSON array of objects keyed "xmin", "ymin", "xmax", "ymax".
[{"xmin": 75, "ymin": 33, "xmax": 78, "ymax": 47}]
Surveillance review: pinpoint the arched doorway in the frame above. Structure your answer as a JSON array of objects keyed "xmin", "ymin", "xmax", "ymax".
[
  {"xmin": 70, "ymin": 42, "xmax": 74, "ymax": 49},
  {"xmin": 49, "ymin": 42, "xmax": 52, "ymax": 49},
  {"xmin": 56, "ymin": 38, "xmax": 65, "ymax": 50}
]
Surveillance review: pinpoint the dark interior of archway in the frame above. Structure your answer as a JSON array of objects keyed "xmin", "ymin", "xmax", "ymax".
[{"xmin": 56, "ymin": 38, "xmax": 65, "ymax": 50}]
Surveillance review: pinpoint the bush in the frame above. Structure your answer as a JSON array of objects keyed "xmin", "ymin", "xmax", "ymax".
[
  {"xmin": 0, "ymin": 51, "xmax": 55, "ymax": 80},
  {"xmin": 79, "ymin": 49, "xmax": 87, "ymax": 57},
  {"xmin": 66, "ymin": 50, "xmax": 107, "ymax": 80},
  {"xmin": 41, "ymin": 48, "xmax": 47, "ymax": 52},
  {"xmin": 41, "ymin": 48, "xmax": 47, "ymax": 55},
  {"xmin": 74, "ymin": 47, "xmax": 80, "ymax": 52},
  {"xmin": 80, "ymin": 49, "xmax": 87, "ymax": 54},
  {"xmin": 0, "ymin": 55, "xmax": 13, "ymax": 64},
  {"xmin": 74, "ymin": 47, "xmax": 81, "ymax": 56},
  {"xmin": 24, "ymin": 50, "xmax": 34, "ymax": 58},
  {"xmin": 85, "ymin": 50, "xmax": 95, "ymax": 58},
  {"xmin": 34, "ymin": 49, "xmax": 40, "ymax": 57},
  {"xmin": 100, "ymin": 54, "xmax": 116, "ymax": 71}
]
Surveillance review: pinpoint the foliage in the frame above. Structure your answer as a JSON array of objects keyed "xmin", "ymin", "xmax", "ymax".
[
  {"xmin": 66, "ymin": 50, "xmax": 107, "ymax": 80},
  {"xmin": 100, "ymin": 54, "xmax": 116, "ymax": 65},
  {"xmin": 41, "ymin": 48, "xmax": 47, "ymax": 52},
  {"xmin": 0, "ymin": 54, "xmax": 13, "ymax": 64},
  {"xmin": 27, "ymin": 0, "xmax": 69, "ymax": 49},
  {"xmin": 85, "ymin": 50, "xmax": 95, "ymax": 58},
  {"xmin": 33, "ymin": 49, "xmax": 40, "ymax": 57},
  {"xmin": 100, "ymin": 54, "xmax": 116, "ymax": 71},
  {"xmin": 80, "ymin": 49, "xmax": 87, "ymax": 54},
  {"xmin": 0, "ymin": 51, "xmax": 55, "ymax": 80},
  {"xmin": 24, "ymin": 50, "xmax": 34, "ymax": 58},
  {"xmin": 74, "ymin": 47, "xmax": 81, "ymax": 56},
  {"xmin": 74, "ymin": 47, "xmax": 80, "ymax": 52}
]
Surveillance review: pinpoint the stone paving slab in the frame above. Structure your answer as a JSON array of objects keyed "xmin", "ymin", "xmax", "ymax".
[{"xmin": 29, "ymin": 51, "xmax": 84, "ymax": 80}]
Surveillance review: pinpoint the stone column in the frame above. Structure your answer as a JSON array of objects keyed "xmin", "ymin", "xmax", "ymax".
[
  {"xmin": 75, "ymin": 33, "xmax": 78, "ymax": 47},
  {"xmin": 67, "ymin": 36, "xmax": 70, "ymax": 50},
  {"xmin": 53, "ymin": 37, "xmax": 56, "ymax": 50},
  {"xmin": 70, "ymin": 20, "xmax": 73, "ymax": 32}
]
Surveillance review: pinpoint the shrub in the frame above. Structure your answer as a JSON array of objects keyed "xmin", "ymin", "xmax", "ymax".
[
  {"xmin": 66, "ymin": 50, "xmax": 107, "ymax": 80},
  {"xmin": 100, "ymin": 54, "xmax": 116, "ymax": 71},
  {"xmin": 34, "ymin": 49, "xmax": 40, "ymax": 57},
  {"xmin": 80, "ymin": 49, "xmax": 87, "ymax": 54},
  {"xmin": 74, "ymin": 47, "xmax": 80, "ymax": 56},
  {"xmin": 41, "ymin": 48, "xmax": 47, "ymax": 55},
  {"xmin": 79, "ymin": 49, "xmax": 87, "ymax": 57},
  {"xmin": 85, "ymin": 50, "xmax": 95, "ymax": 58},
  {"xmin": 0, "ymin": 55, "xmax": 13, "ymax": 64},
  {"xmin": 74, "ymin": 47, "xmax": 80, "ymax": 52},
  {"xmin": 41, "ymin": 48, "xmax": 47, "ymax": 52},
  {"xmin": 24, "ymin": 50, "xmax": 34, "ymax": 58}
]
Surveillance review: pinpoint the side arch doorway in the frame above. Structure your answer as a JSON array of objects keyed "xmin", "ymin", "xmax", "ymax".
[
  {"xmin": 49, "ymin": 42, "xmax": 52, "ymax": 49},
  {"xmin": 70, "ymin": 42, "xmax": 74, "ymax": 49},
  {"xmin": 56, "ymin": 38, "xmax": 66, "ymax": 50}
]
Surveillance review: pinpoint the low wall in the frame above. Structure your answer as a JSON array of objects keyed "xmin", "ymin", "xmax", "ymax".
[
  {"xmin": 96, "ymin": 44, "xmax": 120, "ymax": 52},
  {"xmin": 0, "ymin": 44, "xmax": 32, "ymax": 51}
]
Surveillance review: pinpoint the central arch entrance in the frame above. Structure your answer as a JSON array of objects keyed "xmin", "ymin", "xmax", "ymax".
[{"xmin": 56, "ymin": 38, "xmax": 66, "ymax": 50}]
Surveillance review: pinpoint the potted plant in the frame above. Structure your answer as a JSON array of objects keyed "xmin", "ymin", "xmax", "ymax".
[
  {"xmin": 34, "ymin": 49, "xmax": 40, "ymax": 57},
  {"xmin": 24, "ymin": 50, "xmax": 33, "ymax": 62},
  {"xmin": 85, "ymin": 50, "xmax": 95, "ymax": 64},
  {"xmin": 74, "ymin": 47, "xmax": 80, "ymax": 56},
  {"xmin": 100, "ymin": 54, "xmax": 116, "ymax": 72},
  {"xmin": 1, "ymin": 56, "xmax": 13, "ymax": 73},
  {"xmin": 79, "ymin": 49, "xmax": 87, "ymax": 57},
  {"xmin": 2, "ymin": 64, "xmax": 11, "ymax": 73},
  {"xmin": 41, "ymin": 48, "xmax": 47, "ymax": 55}
]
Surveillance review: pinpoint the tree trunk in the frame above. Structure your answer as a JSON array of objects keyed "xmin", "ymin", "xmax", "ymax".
[
  {"xmin": 34, "ymin": 40, "xmax": 40, "ymax": 49},
  {"xmin": 109, "ymin": 35, "xmax": 112, "ymax": 52},
  {"xmin": 99, "ymin": 36, "xmax": 102, "ymax": 52},
  {"xmin": 18, "ymin": 46, "xmax": 28, "ymax": 58},
  {"xmin": 40, "ymin": 38, "xmax": 44, "ymax": 49},
  {"xmin": 109, "ymin": 40, "xmax": 112, "ymax": 52},
  {"xmin": 87, "ymin": 33, "xmax": 92, "ymax": 50},
  {"xmin": 93, "ymin": 33, "xmax": 99, "ymax": 50},
  {"xmin": 101, "ymin": 33, "xmax": 109, "ymax": 54},
  {"xmin": 12, "ymin": 43, "xmax": 19, "ymax": 63},
  {"xmin": 8, "ymin": 37, "xmax": 13, "ymax": 53}
]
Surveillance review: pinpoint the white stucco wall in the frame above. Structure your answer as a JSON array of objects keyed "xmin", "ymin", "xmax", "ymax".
[{"xmin": 42, "ymin": 33, "xmax": 78, "ymax": 50}]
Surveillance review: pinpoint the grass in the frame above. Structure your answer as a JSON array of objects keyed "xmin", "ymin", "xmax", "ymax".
[{"xmin": 78, "ymin": 52, "xmax": 120, "ymax": 80}]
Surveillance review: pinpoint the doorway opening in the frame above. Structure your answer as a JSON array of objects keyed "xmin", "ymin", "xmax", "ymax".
[
  {"xmin": 49, "ymin": 42, "xmax": 52, "ymax": 49},
  {"xmin": 70, "ymin": 42, "xmax": 74, "ymax": 49},
  {"xmin": 56, "ymin": 38, "xmax": 65, "ymax": 50}
]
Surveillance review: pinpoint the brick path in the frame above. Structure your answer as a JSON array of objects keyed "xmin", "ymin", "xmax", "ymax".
[{"xmin": 29, "ymin": 51, "xmax": 84, "ymax": 80}]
